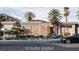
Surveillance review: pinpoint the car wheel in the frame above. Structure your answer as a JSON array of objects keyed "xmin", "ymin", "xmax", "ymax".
[
  {"xmin": 61, "ymin": 39, "xmax": 66, "ymax": 43},
  {"xmin": 66, "ymin": 40, "xmax": 71, "ymax": 44}
]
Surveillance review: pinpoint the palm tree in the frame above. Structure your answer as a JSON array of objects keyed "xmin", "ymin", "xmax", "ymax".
[
  {"xmin": 76, "ymin": 10, "xmax": 79, "ymax": 20},
  {"xmin": 64, "ymin": 7, "xmax": 70, "ymax": 22},
  {"xmin": 48, "ymin": 9, "xmax": 61, "ymax": 35},
  {"xmin": 0, "ymin": 22, "xmax": 3, "ymax": 37},
  {"xmin": 75, "ymin": 10, "xmax": 79, "ymax": 36},
  {"xmin": 0, "ymin": 14, "xmax": 5, "ymax": 21},
  {"xmin": 24, "ymin": 11, "xmax": 35, "ymax": 21},
  {"xmin": 0, "ymin": 14, "xmax": 4, "ymax": 37},
  {"xmin": 0, "ymin": 14, "xmax": 4, "ymax": 29},
  {"xmin": 0, "ymin": 22, "xmax": 3, "ymax": 30}
]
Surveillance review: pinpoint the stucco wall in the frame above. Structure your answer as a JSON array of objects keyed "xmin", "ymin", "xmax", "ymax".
[
  {"xmin": 21, "ymin": 22, "xmax": 53, "ymax": 36},
  {"xmin": 60, "ymin": 26, "xmax": 72, "ymax": 36}
]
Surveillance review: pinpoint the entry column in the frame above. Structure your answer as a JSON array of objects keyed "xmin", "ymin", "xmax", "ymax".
[{"xmin": 72, "ymin": 24, "xmax": 76, "ymax": 35}]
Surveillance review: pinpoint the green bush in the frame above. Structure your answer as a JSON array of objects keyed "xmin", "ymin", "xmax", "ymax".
[{"xmin": 15, "ymin": 35, "xmax": 28, "ymax": 40}]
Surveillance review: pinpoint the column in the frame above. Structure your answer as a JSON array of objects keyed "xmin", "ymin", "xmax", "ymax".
[
  {"xmin": 58, "ymin": 24, "xmax": 61, "ymax": 35},
  {"xmin": 72, "ymin": 25, "xmax": 75, "ymax": 35}
]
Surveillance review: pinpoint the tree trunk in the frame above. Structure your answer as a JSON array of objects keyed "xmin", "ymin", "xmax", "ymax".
[
  {"xmin": 66, "ymin": 16, "xmax": 67, "ymax": 22},
  {"xmin": 56, "ymin": 23, "xmax": 59, "ymax": 35},
  {"xmin": 53, "ymin": 24, "xmax": 56, "ymax": 34}
]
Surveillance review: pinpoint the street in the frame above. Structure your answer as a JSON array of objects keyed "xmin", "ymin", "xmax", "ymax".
[{"xmin": 0, "ymin": 40, "xmax": 79, "ymax": 51}]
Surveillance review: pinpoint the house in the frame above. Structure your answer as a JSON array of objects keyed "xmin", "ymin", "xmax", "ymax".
[
  {"xmin": 2, "ymin": 20, "xmax": 79, "ymax": 37},
  {"xmin": 21, "ymin": 20, "xmax": 53, "ymax": 36},
  {"xmin": 1, "ymin": 20, "xmax": 54, "ymax": 37},
  {"xmin": 58, "ymin": 22, "xmax": 79, "ymax": 36},
  {"xmin": 1, "ymin": 13, "xmax": 79, "ymax": 37}
]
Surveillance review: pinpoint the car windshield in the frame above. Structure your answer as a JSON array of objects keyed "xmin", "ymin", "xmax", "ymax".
[{"xmin": 66, "ymin": 35, "xmax": 79, "ymax": 39}]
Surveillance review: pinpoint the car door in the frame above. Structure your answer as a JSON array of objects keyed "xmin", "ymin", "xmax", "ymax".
[
  {"xmin": 72, "ymin": 36, "xmax": 79, "ymax": 43},
  {"xmin": 76, "ymin": 36, "xmax": 79, "ymax": 42},
  {"xmin": 70, "ymin": 36, "xmax": 77, "ymax": 42}
]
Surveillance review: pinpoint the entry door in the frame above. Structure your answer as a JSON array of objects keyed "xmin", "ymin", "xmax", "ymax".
[{"xmin": 50, "ymin": 27, "xmax": 54, "ymax": 34}]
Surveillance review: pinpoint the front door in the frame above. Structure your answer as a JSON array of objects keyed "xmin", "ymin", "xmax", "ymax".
[{"xmin": 50, "ymin": 27, "xmax": 54, "ymax": 34}]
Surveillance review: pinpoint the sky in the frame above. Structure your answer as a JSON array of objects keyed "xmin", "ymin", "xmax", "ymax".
[{"xmin": 0, "ymin": 7, "xmax": 79, "ymax": 22}]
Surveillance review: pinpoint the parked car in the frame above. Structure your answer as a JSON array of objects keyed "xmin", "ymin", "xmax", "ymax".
[
  {"xmin": 0, "ymin": 38, "xmax": 2, "ymax": 40},
  {"xmin": 61, "ymin": 35, "xmax": 79, "ymax": 43},
  {"xmin": 46, "ymin": 34, "xmax": 63, "ymax": 39}
]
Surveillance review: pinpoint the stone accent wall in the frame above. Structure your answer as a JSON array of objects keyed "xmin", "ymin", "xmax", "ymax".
[{"xmin": 21, "ymin": 22, "xmax": 53, "ymax": 36}]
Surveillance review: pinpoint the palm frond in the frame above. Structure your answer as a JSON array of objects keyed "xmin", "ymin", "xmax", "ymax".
[
  {"xmin": 24, "ymin": 11, "xmax": 35, "ymax": 21},
  {"xmin": 48, "ymin": 9, "xmax": 61, "ymax": 24}
]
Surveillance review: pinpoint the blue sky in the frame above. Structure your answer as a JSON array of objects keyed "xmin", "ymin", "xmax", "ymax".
[{"xmin": 0, "ymin": 7, "xmax": 79, "ymax": 22}]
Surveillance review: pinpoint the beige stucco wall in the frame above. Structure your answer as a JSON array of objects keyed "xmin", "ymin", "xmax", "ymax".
[
  {"xmin": 77, "ymin": 27, "xmax": 79, "ymax": 33},
  {"xmin": 40, "ymin": 22, "xmax": 53, "ymax": 36},
  {"xmin": 21, "ymin": 22, "xmax": 53, "ymax": 36},
  {"xmin": 60, "ymin": 27, "xmax": 72, "ymax": 36},
  {"xmin": 71, "ymin": 25, "xmax": 76, "ymax": 35},
  {"xmin": 40, "ymin": 23, "xmax": 48, "ymax": 36}
]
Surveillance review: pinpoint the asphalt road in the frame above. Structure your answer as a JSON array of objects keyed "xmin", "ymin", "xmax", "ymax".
[{"xmin": 0, "ymin": 40, "xmax": 79, "ymax": 51}]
